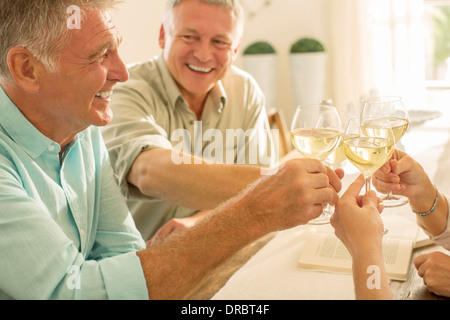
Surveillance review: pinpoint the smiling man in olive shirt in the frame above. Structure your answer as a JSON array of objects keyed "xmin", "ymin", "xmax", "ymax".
[{"xmin": 102, "ymin": 0, "xmax": 276, "ymax": 241}]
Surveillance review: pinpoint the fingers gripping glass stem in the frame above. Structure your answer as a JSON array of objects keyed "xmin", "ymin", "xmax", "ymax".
[
  {"xmin": 291, "ymin": 104, "xmax": 343, "ymax": 225},
  {"xmin": 344, "ymin": 118, "xmax": 394, "ymax": 235}
]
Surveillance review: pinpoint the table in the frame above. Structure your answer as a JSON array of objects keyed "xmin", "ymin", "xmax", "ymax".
[
  {"xmin": 187, "ymin": 110, "xmax": 450, "ymax": 300},
  {"xmin": 188, "ymin": 232, "xmax": 447, "ymax": 300}
]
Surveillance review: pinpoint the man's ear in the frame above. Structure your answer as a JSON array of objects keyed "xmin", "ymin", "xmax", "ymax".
[
  {"xmin": 159, "ymin": 24, "xmax": 166, "ymax": 49},
  {"xmin": 232, "ymin": 37, "xmax": 241, "ymax": 62},
  {"xmin": 7, "ymin": 47, "xmax": 41, "ymax": 94}
]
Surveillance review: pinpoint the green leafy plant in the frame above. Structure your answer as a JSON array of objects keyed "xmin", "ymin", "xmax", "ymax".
[
  {"xmin": 243, "ymin": 41, "xmax": 276, "ymax": 55},
  {"xmin": 290, "ymin": 38, "xmax": 325, "ymax": 53},
  {"xmin": 432, "ymin": 7, "xmax": 450, "ymax": 70}
]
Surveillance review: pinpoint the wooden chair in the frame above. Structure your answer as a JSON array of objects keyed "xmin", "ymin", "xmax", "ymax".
[{"xmin": 267, "ymin": 108, "xmax": 291, "ymax": 159}]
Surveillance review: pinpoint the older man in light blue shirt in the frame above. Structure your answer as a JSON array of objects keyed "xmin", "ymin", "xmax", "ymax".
[
  {"xmin": 0, "ymin": 0, "xmax": 148, "ymax": 299},
  {"xmin": 0, "ymin": 88, "xmax": 148, "ymax": 299}
]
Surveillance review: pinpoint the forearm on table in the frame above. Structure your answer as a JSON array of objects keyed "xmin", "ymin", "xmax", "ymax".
[
  {"xmin": 136, "ymin": 191, "xmax": 266, "ymax": 300},
  {"xmin": 127, "ymin": 148, "xmax": 262, "ymax": 210}
]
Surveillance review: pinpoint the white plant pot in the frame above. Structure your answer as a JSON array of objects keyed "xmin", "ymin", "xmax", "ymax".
[
  {"xmin": 290, "ymin": 52, "xmax": 327, "ymax": 107},
  {"xmin": 243, "ymin": 54, "xmax": 278, "ymax": 110}
]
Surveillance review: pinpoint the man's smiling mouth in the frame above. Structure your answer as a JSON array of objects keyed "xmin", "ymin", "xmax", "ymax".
[
  {"xmin": 187, "ymin": 64, "xmax": 213, "ymax": 73},
  {"xmin": 95, "ymin": 91, "xmax": 113, "ymax": 99}
]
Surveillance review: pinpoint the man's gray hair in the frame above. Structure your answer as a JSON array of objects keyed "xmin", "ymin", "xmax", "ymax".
[
  {"xmin": 0, "ymin": 0, "xmax": 120, "ymax": 83},
  {"xmin": 163, "ymin": 0, "xmax": 245, "ymax": 39}
]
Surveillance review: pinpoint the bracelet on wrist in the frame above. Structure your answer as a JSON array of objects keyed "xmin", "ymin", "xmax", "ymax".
[{"xmin": 412, "ymin": 185, "xmax": 439, "ymax": 217}]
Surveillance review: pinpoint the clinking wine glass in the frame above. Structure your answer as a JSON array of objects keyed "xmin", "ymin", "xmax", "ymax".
[
  {"xmin": 361, "ymin": 96, "xmax": 410, "ymax": 207},
  {"xmin": 324, "ymin": 113, "xmax": 353, "ymax": 170},
  {"xmin": 290, "ymin": 104, "xmax": 342, "ymax": 225},
  {"xmin": 343, "ymin": 118, "xmax": 395, "ymax": 234}
]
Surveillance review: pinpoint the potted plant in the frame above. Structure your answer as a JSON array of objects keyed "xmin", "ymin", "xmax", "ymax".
[
  {"xmin": 242, "ymin": 41, "xmax": 278, "ymax": 110},
  {"xmin": 289, "ymin": 37, "xmax": 327, "ymax": 107}
]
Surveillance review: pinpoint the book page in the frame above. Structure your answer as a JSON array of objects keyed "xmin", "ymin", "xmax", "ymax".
[
  {"xmin": 298, "ymin": 232, "xmax": 413, "ymax": 281},
  {"xmin": 414, "ymin": 228, "xmax": 434, "ymax": 249}
]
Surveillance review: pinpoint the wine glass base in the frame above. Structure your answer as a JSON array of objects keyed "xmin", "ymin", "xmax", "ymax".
[
  {"xmin": 382, "ymin": 194, "xmax": 409, "ymax": 208},
  {"xmin": 308, "ymin": 206, "xmax": 333, "ymax": 225}
]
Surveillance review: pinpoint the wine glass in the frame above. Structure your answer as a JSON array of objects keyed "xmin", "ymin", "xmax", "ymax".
[
  {"xmin": 290, "ymin": 104, "xmax": 342, "ymax": 225},
  {"xmin": 343, "ymin": 118, "xmax": 395, "ymax": 234},
  {"xmin": 361, "ymin": 96, "xmax": 410, "ymax": 207},
  {"xmin": 324, "ymin": 113, "xmax": 353, "ymax": 170}
]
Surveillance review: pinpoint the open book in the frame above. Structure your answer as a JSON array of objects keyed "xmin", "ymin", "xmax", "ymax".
[{"xmin": 298, "ymin": 222, "xmax": 433, "ymax": 282}]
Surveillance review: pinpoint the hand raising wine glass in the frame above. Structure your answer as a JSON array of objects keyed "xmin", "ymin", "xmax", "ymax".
[
  {"xmin": 361, "ymin": 96, "xmax": 410, "ymax": 207},
  {"xmin": 291, "ymin": 104, "xmax": 342, "ymax": 225}
]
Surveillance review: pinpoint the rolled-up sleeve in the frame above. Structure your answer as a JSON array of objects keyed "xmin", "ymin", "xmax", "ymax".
[
  {"xmin": 102, "ymin": 79, "xmax": 173, "ymax": 199},
  {"xmin": 98, "ymin": 252, "xmax": 148, "ymax": 300}
]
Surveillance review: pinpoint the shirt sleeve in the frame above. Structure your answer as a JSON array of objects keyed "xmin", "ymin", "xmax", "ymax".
[
  {"xmin": 232, "ymin": 71, "xmax": 276, "ymax": 168},
  {"xmin": 102, "ymin": 79, "xmax": 173, "ymax": 200},
  {"xmin": 80, "ymin": 128, "xmax": 149, "ymax": 300}
]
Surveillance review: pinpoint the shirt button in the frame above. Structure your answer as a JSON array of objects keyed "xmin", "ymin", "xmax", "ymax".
[
  {"xmin": 48, "ymin": 145, "xmax": 56, "ymax": 152},
  {"xmin": 80, "ymin": 229, "xmax": 85, "ymax": 237}
]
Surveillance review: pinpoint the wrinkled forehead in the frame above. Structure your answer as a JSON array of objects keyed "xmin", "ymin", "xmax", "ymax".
[
  {"xmin": 168, "ymin": 2, "xmax": 243, "ymax": 44},
  {"xmin": 63, "ymin": 9, "xmax": 121, "ymax": 59},
  {"xmin": 165, "ymin": 0, "xmax": 244, "ymax": 37},
  {"xmin": 68, "ymin": 8, "xmax": 116, "ymax": 36}
]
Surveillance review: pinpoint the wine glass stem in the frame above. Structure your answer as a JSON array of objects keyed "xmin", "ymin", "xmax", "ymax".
[{"xmin": 365, "ymin": 175, "xmax": 372, "ymax": 194}]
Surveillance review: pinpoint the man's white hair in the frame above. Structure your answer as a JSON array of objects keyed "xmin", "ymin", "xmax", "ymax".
[
  {"xmin": 163, "ymin": 0, "xmax": 245, "ymax": 40},
  {"xmin": 0, "ymin": 0, "xmax": 120, "ymax": 83}
]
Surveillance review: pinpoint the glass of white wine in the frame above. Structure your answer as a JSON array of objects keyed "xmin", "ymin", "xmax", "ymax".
[
  {"xmin": 344, "ymin": 118, "xmax": 395, "ymax": 193},
  {"xmin": 324, "ymin": 113, "xmax": 354, "ymax": 170},
  {"xmin": 290, "ymin": 104, "xmax": 342, "ymax": 225},
  {"xmin": 361, "ymin": 96, "xmax": 410, "ymax": 207},
  {"xmin": 343, "ymin": 118, "xmax": 395, "ymax": 234}
]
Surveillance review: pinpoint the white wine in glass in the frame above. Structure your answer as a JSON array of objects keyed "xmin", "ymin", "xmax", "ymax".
[
  {"xmin": 324, "ymin": 114, "xmax": 354, "ymax": 170},
  {"xmin": 291, "ymin": 128, "xmax": 342, "ymax": 160},
  {"xmin": 361, "ymin": 96, "xmax": 410, "ymax": 207},
  {"xmin": 291, "ymin": 104, "xmax": 342, "ymax": 225}
]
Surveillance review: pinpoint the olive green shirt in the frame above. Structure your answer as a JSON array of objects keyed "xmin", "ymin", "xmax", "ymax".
[{"xmin": 102, "ymin": 55, "xmax": 275, "ymax": 240}]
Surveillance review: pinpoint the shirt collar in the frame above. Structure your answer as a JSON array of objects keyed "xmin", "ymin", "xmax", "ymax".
[
  {"xmin": 155, "ymin": 54, "xmax": 228, "ymax": 114},
  {"xmin": 0, "ymin": 86, "xmax": 83, "ymax": 159},
  {"xmin": 210, "ymin": 80, "xmax": 227, "ymax": 114}
]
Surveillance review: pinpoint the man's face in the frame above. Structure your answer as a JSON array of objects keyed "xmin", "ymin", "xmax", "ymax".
[
  {"xmin": 37, "ymin": 9, "xmax": 128, "ymax": 132},
  {"xmin": 160, "ymin": 0, "xmax": 241, "ymax": 101}
]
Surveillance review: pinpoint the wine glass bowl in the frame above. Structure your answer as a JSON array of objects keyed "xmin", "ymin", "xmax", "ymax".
[
  {"xmin": 324, "ymin": 113, "xmax": 353, "ymax": 170},
  {"xmin": 290, "ymin": 104, "xmax": 343, "ymax": 225},
  {"xmin": 343, "ymin": 118, "xmax": 395, "ymax": 193}
]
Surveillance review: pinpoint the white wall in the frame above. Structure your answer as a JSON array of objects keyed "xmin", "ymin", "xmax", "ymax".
[
  {"xmin": 112, "ymin": 0, "xmax": 332, "ymax": 121},
  {"xmin": 112, "ymin": 0, "xmax": 166, "ymax": 63}
]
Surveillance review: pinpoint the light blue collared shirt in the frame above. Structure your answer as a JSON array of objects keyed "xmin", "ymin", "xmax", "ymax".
[{"xmin": 0, "ymin": 87, "xmax": 148, "ymax": 300}]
